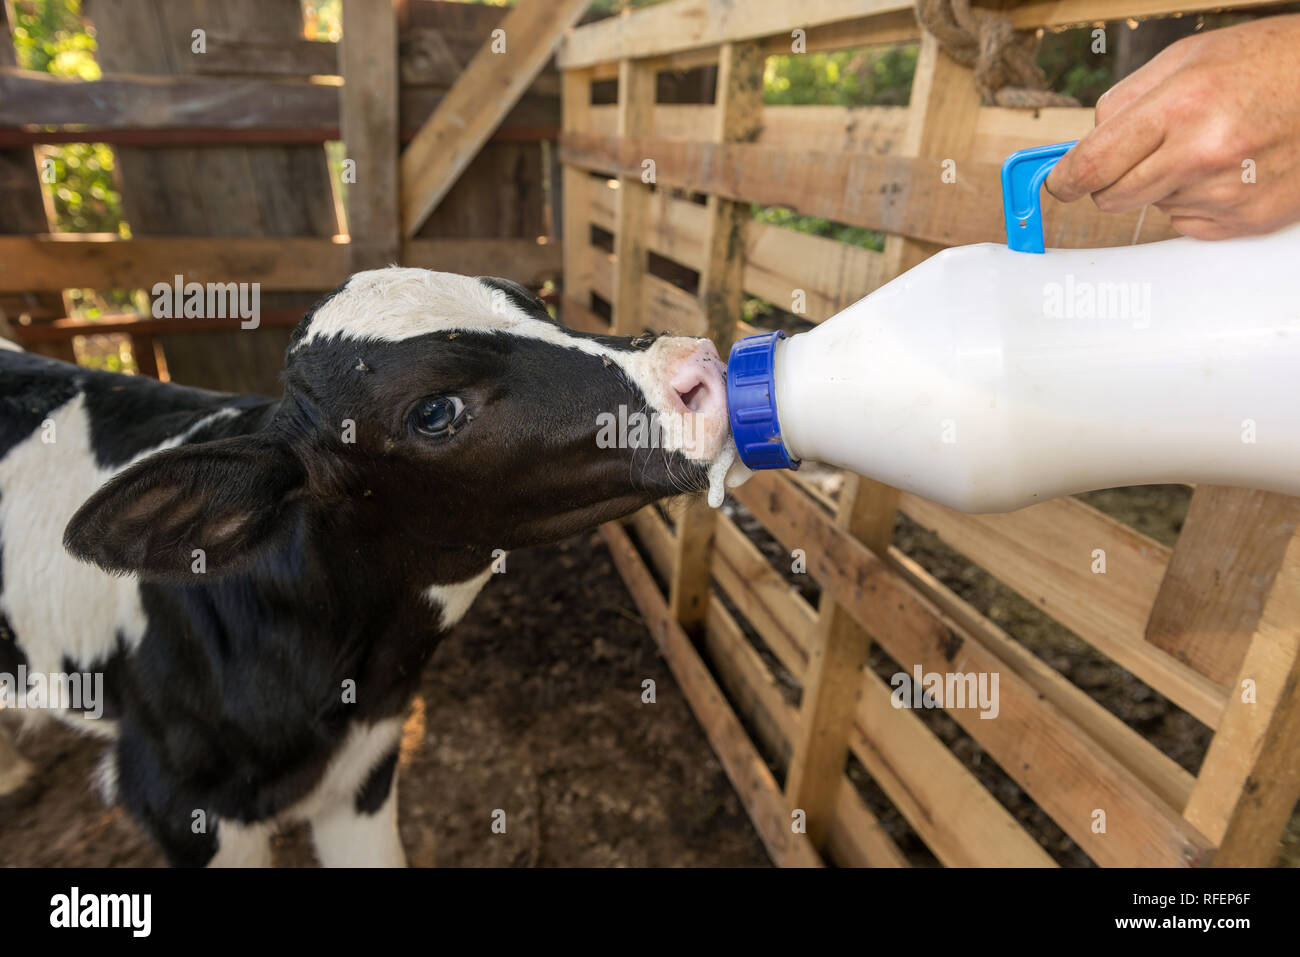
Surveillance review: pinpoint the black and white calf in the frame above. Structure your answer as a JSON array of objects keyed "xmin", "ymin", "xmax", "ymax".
[{"xmin": 0, "ymin": 268, "xmax": 733, "ymax": 866}]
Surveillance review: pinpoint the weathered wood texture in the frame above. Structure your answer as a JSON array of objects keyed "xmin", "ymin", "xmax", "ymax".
[{"xmin": 560, "ymin": 0, "xmax": 1300, "ymax": 867}]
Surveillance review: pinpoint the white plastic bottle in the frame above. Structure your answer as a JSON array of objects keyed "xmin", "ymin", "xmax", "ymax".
[{"xmin": 725, "ymin": 223, "xmax": 1300, "ymax": 513}]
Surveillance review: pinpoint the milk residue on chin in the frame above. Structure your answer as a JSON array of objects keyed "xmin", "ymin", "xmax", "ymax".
[{"xmin": 706, "ymin": 438, "xmax": 753, "ymax": 508}]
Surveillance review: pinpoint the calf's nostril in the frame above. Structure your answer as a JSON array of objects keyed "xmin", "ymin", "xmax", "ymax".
[{"xmin": 679, "ymin": 382, "xmax": 707, "ymax": 412}]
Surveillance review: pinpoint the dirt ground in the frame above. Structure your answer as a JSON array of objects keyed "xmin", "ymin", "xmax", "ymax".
[{"xmin": 0, "ymin": 532, "xmax": 768, "ymax": 868}]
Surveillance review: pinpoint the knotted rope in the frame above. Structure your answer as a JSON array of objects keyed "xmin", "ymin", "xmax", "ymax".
[{"xmin": 914, "ymin": 0, "xmax": 1079, "ymax": 108}]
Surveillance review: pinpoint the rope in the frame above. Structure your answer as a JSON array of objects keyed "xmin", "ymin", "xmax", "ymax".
[{"xmin": 914, "ymin": 0, "xmax": 1079, "ymax": 108}]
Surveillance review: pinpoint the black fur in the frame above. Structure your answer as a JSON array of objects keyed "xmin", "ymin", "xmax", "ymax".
[{"xmin": 0, "ymin": 275, "xmax": 711, "ymax": 866}]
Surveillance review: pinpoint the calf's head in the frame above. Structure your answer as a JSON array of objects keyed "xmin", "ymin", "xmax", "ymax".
[{"xmin": 65, "ymin": 268, "xmax": 732, "ymax": 584}]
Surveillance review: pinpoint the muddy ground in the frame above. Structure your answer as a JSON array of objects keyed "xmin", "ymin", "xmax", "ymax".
[{"xmin": 0, "ymin": 532, "xmax": 768, "ymax": 867}]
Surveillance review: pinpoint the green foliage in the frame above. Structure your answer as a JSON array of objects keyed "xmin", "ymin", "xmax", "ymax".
[
  {"xmin": 13, "ymin": 1, "xmax": 124, "ymax": 237},
  {"xmin": 10, "ymin": 0, "xmax": 98, "ymax": 78},
  {"xmin": 1039, "ymin": 25, "xmax": 1113, "ymax": 106},
  {"xmin": 751, "ymin": 205, "xmax": 885, "ymax": 252},
  {"xmin": 766, "ymin": 45, "xmax": 917, "ymax": 108}
]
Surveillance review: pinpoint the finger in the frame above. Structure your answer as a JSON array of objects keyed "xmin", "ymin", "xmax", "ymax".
[
  {"xmin": 1169, "ymin": 215, "xmax": 1238, "ymax": 241},
  {"xmin": 1088, "ymin": 144, "xmax": 1186, "ymax": 212},
  {"xmin": 1046, "ymin": 98, "xmax": 1166, "ymax": 203},
  {"xmin": 1094, "ymin": 36, "xmax": 1196, "ymax": 125}
]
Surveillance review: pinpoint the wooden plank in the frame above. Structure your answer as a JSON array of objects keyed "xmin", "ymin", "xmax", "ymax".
[
  {"xmin": 971, "ymin": 106, "xmax": 1095, "ymax": 165},
  {"xmin": 188, "ymin": 35, "xmax": 340, "ymax": 76},
  {"xmin": 702, "ymin": 598, "xmax": 910, "ymax": 868},
  {"xmin": 559, "ymin": 0, "xmax": 913, "ymax": 69},
  {"xmin": 630, "ymin": 506, "xmax": 674, "ymax": 581},
  {"xmin": 340, "ymin": 0, "xmax": 400, "ymax": 272},
  {"xmin": 786, "ymin": 479, "xmax": 882, "ymax": 848},
  {"xmin": 403, "ymin": 236, "xmax": 562, "ymax": 284},
  {"xmin": 1145, "ymin": 487, "xmax": 1300, "ymax": 687},
  {"xmin": 898, "ymin": 492, "xmax": 1227, "ymax": 728},
  {"xmin": 0, "ymin": 235, "xmax": 561, "ymax": 293},
  {"xmin": 850, "ymin": 668, "xmax": 1056, "ymax": 867},
  {"xmin": 1006, "ymin": 0, "xmax": 1267, "ymax": 30},
  {"xmin": 711, "ymin": 515, "xmax": 1055, "ymax": 866},
  {"xmin": 601, "ymin": 520, "xmax": 824, "ymax": 867},
  {"xmin": 734, "ymin": 471, "xmax": 1215, "ymax": 867},
  {"xmin": 559, "ymin": 294, "xmax": 609, "ymax": 335},
  {"xmin": 559, "ymin": 133, "xmax": 1178, "ymax": 249},
  {"xmin": 560, "ymin": 0, "xmax": 1264, "ymax": 68},
  {"xmin": 0, "ymin": 67, "xmax": 340, "ymax": 129},
  {"xmin": 668, "ymin": 40, "xmax": 764, "ymax": 634},
  {"xmin": 1183, "ymin": 527, "xmax": 1300, "ymax": 865},
  {"xmin": 713, "ymin": 514, "xmax": 811, "ymax": 677},
  {"xmin": 611, "ymin": 58, "xmax": 655, "ymax": 335},
  {"xmin": 590, "ymin": 184, "xmax": 885, "ymax": 323},
  {"xmin": 400, "ymin": 0, "xmax": 588, "ymax": 237},
  {"xmin": 0, "ymin": 77, "xmax": 557, "ymax": 146},
  {"xmin": 588, "ymin": 103, "xmax": 907, "ymax": 154},
  {"xmin": 887, "ymin": 546, "xmax": 1195, "ymax": 814},
  {"xmin": 560, "ymin": 69, "xmax": 596, "ymax": 315}
]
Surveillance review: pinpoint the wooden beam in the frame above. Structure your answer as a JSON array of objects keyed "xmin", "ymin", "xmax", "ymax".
[
  {"xmin": 340, "ymin": 0, "xmax": 401, "ymax": 272},
  {"xmin": 0, "ymin": 235, "xmax": 562, "ymax": 293},
  {"xmin": 1145, "ymin": 487, "xmax": 1300, "ymax": 687},
  {"xmin": 560, "ymin": 68, "xmax": 596, "ymax": 319},
  {"xmin": 0, "ymin": 69, "xmax": 556, "ymax": 145},
  {"xmin": 559, "ymin": 0, "xmax": 913, "ymax": 69},
  {"xmin": 900, "ymin": 491, "xmax": 1226, "ymax": 728},
  {"xmin": 712, "ymin": 515, "xmax": 1055, "ymax": 865},
  {"xmin": 736, "ymin": 471, "xmax": 1215, "ymax": 867},
  {"xmin": 667, "ymin": 41, "xmax": 765, "ymax": 636},
  {"xmin": 602, "ymin": 520, "xmax": 824, "ymax": 868},
  {"xmin": 399, "ymin": 0, "xmax": 588, "ymax": 237},
  {"xmin": 0, "ymin": 67, "xmax": 340, "ymax": 129},
  {"xmin": 785, "ymin": 479, "xmax": 881, "ymax": 849},
  {"xmin": 1181, "ymin": 523, "xmax": 1300, "ymax": 864},
  {"xmin": 559, "ymin": 0, "xmax": 1266, "ymax": 69},
  {"xmin": 559, "ymin": 133, "xmax": 1178, "ymax": 249},
  {"xmin": 610, "ymin": 58, "xmax": 655, "ymax": 335}
]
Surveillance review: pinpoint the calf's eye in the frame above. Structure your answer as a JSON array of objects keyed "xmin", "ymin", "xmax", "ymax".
[{"xmin": 410, "ymin": 395, "xmax": 467, "ymax": 438}]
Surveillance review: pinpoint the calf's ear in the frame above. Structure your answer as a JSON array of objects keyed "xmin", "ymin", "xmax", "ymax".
[{"xmin": 64, "ymin": 436, "xmax": 305, "ymax": 582}]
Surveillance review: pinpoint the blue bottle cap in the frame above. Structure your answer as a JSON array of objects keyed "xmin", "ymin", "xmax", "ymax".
[{"xmin": 726, "ymin": 331, "xmax": 799, "ymax": 471}]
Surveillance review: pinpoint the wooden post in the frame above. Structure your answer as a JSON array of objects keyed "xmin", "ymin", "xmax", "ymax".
[
  {"xmin": 610, "ymin": 58, "xmax": 655, "ymax": 335},
  {"xmin": 1145, "ymin": 487, "xmax": 1300, "ymax": 687},
  {"xmin": 340, "ymin": 0, "xmax": 400, "ymax": 273},
  {"xmin": 1183, "ymin": 524, "xmax": 1300, "ymax": 865},
  {"xmin": 561, "ymin": 67, "xmax": 595, "ymax": 323},
  {"xmin": 667, "ymin": 41, "xmax": 765, "ymax": 636},
  {"xmin": 400, "ymin": 0, "xmax": 589, "ymax": 238},
  {"xmin": 784, "ymin": 32, "xmax": 982, "ymax": 848}
]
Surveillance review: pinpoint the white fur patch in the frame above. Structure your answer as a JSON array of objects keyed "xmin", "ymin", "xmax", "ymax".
[
  {"xmin": 425, "ymin": 566, "xmax": 492, "ymax": 631},
  {"xmin": 0, "ymin": 337, "xmax": 22, "ymax": 352},
  {"xmin": 0, "ymin": 394, "xmax": 239, "ymax": 723},
  {"xmin": 294, "ymin": 268, "xmax": 728, "ymax": 463}
]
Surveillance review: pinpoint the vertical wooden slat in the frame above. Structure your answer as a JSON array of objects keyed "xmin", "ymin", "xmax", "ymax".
[
  {"xmin": 399, "ymin": 0, "xmax": 588, "ymax": 237},
  {"xmin": 667, "ymin": 41, "xmax": 764, "ymax": 636},
  {"xmin": 1145, "ymin": 487, "xmax": 1300, "ymax": 686},
  {"xmin": 1183, "ymin": 525, "xmax": 1300, "ymax": 865},
  {"xmin": 560, "ymin": 68, "xmax": 594, "ymax": 320},
  {"xmin": 610, "ymin": 58, "xmax": 655, "ymax": 335},
  {"xmin": 341, "ymin": 0, "xmax": 400, "ymax": 272},
  {"xmin": 784, "ymin": 32, "xmax": 982, "ymax": 850}
]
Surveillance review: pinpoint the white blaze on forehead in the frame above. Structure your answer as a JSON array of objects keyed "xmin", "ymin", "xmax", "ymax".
[{"xmin": 294, "ymin": 266, "xmax": 729, "ymax": 463}]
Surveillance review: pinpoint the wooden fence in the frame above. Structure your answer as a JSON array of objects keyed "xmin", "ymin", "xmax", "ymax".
[
  {"xmin": 558, "ymin": 0, "xmax": 1300, "ymax": 867},
  {"xmin": 0, "ymin": 0, "xmax": 565, "ymax": 394}
]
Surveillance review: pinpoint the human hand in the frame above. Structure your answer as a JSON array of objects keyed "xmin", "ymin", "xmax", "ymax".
[{"xmin": 1045, "ymin": 14, "xmax": 1300, "ymax": 240}]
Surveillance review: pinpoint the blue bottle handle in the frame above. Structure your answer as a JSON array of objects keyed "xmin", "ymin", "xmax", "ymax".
[{"xmin": 1000, "ymin": 140, "xmax": 1077, "ymax": 253}]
